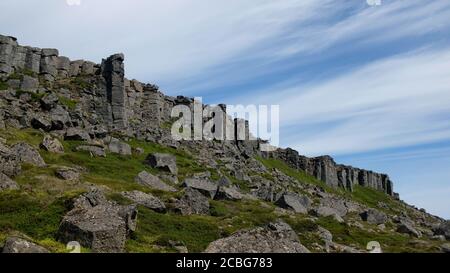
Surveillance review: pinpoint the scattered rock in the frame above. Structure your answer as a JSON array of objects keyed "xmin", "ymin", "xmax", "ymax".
[
  {"xmin": 65, "ymin": 128, "xmax": 91, "ymax": 141},
  {"xmin": 31, "ymin": 116, "xmax": 52, "ymax": 132},
  {"xmin": 20, "ymin": 75, "xmax": 39, "ymax": 92},
  {"xmin": 441, "ymin": 243, "xmax": 450, "ymax": 253},
  {"xmin": 135, "ymin": 171, "xmax": 177, "ymax": 192},
  {"xmin": 275, "ymin": 193, "xmax": 311, "ymax": 214},
  {"xmin": 40, "ymin": 93, "xmax": 59, "ymax": 110},
  {"xmin": 145, "ymin": 153, "xmax": 178, "ymax": 175},
  {"xmin": 174, "ymin": 188, "xmax": 210, "ymax": 215},
  {"xmin": 433, "ymin": 221, "xmax": 450, "ymax": 240},
  {"xmin": 0, "ymin": 142, "xmax": 22, "ymax": 177},
  {"xmin": 204, "ymin": 221, "xmax": 310, "ymax": 253},
  {"xmin": 215, "ymin": 185, "xmax": 243, "ymax": 201},
  {"xmin": 181, "ymin": 178, "xmax": 217, "ymax": 199},
  {"xmin": 40, "ymin": 134, "xmax": 64, "ymax": 154},
  {"xmin": 56, "ymin": 168, "xmax": 81, "ymax": 181},
  {"xmin": 2, "ymin": 237, "xmax": 49, "ymax": 253},
  {"xmin": 360, "ymin": 209, "xmax": 388, "ymax": 225},
  {"xmin": 397, "ymin": 221, "xmax": 422, "ymax": 238},
  {"xmin": 316, "ymin": 226, "xmax": 333, "ymax": 243},
  {"xmin": 108, "ymin": 138, "xmax": 131, "ymax": 156},
  {"xmin": 0, "ymin": 172, "xmax": 19, "ymax": 191},
  {"xmin": 12, "ymin": 142, "xmax": 46, "ymax": 167},
  {"xmin": 121, "ymin": 190, "xmax": 166, "ymax": 213},
  {"xmin": 75, "ymin": 145, "xmax": 106, "ymax": 157}
]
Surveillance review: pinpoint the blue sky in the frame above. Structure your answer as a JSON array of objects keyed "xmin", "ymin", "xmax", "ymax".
[{"xmin": 1, "ymin": 0, "xmax": 450, "ymax": 218}]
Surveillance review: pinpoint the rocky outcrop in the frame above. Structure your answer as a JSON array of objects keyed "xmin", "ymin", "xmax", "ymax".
[
  {"xmin": 204, "ymin": 221, "xmax": 310, "ymax": 253},
  {"xmin": 269, "ymin": 148, "xmax": 394, "ymax": 196}
]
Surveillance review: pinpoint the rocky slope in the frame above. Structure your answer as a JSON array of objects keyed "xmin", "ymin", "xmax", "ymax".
[{"xmin": 0, "ymin": 34, "xmax": 449, "ymax": 253}]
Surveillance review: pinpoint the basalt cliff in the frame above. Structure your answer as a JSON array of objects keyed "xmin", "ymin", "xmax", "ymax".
[{"xmin": 0, "ymin": 34, "xmax": 449, "ymax": 253}]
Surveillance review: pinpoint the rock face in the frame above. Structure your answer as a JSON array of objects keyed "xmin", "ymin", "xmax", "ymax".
[
  {"xmin": 135, "ymin": 171, "xmax": 177, "ymax": 192},
  {"xmin": 12, "ymin": 142, "xmax": 46, "ymax": 167},
  {"xmin": 40, "ymin": 135, "xmax": 64, "ymax": 154},
  {"xmin": 0, "ymin": 172, "xmax": 19, "ymax": 191},
  {"xmin": 145, "ymin": 153, "xmax": 178, "ymax": 175},
  {"xmin": 58, "ymin": 189, "xmax": 138, "ymax": 253},
  {"xmin": 2, "ymin": 237, "xmax": 49, "ymax": 253},
  {"xmin": 174, "ymin": 188, "xmax": 210, "ymax": 215},
  {"xmin": 204, "ymin": 221, "xmax": 310, "ymax": 253},
  {"xmin": 181, "ymin": 178, "xmax": 217, "ymax": 199},
  {"xmin": 270, "ymin": 148, "xmax": 394, "ymax": 196},
  {"xmin": 275, "ymin": 193, "xmax": 311, "ymax": 214},
  {"xmin": 360, "ymin": 209, "xmax": 388, "ymax": 225},
  {"xmin": 121, "ymin": 190, "xmax": 166, "ymax": 213}
]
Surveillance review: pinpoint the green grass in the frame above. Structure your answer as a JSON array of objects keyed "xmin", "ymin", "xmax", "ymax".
[
  {"xmin": 316, "ymin": 216, "xmax": 439, "ymax": 253},
  {"xmin": 0, "ymin": 191, "xmax": 72, "ymax": 241},
  {"xmin": 256, "ymin": 156, "xmax": 336, "ymax": 193},
  {"xmin": 58, "ymin": 96, "xmax": 78, "ymax": 110},
  {"xmin": 349, "ymin": 185, "xmax": 400, "ymax": 213},
  {"xmin": 126, "ymin": 207, "xmax": 221, "ymax": 253},
  {"xmin": 0, "ymin": 80, "xmax": 8, "ymax": 90}
]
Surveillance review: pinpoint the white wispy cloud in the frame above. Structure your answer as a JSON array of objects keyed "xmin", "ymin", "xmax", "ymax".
[{"xmin": 260, "ymin": 47, "xmax": 450, "ymax": 156}]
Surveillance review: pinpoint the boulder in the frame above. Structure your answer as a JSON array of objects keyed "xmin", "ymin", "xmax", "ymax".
[
  {"xmin": 174, "ymin": 188, "xmax": 210, "ymax": 215},
  {"xmin": 107, "ymin": 138, "xmax": 132, "ymax": 156},
  {"xmin": 181, "ymin": 178, "xmax": 217, "ymax": 199},
  {"xmin": 12, "ymin": 142, "xmax": 46, "ymax": 167},
  {"xmin": 40, "ymin": 93, "xmax": 59, "ymax": 110},
  {"xmin": 360, "ymin": 209, "xmax": 388, "ymax": 225},
  {"xmin": 0, "ymin": 172, "xmax": 19, "ymax": 191},
  {"xmin": 31, "ymin": 116, "xmax": 52, "ymax": 132},
  {"xmin": 65, "ymin": 128, "xmax": 91, "ymax": 141},
  {"xmin": 145, "ymin": 153, "xmax": 178, "ymax": 175},
  {"xmin": 56, "ymin": 168, "xmax": 81, "ymax": 181},
  {"xmin": 319, "ymin": 196, "xmax": 348, "ymax": 217},
  {"xmin": 75, "ymin": 145, "xmax": 106, "ymax": 157},
  {"xmin": 310, "ymin": 206, "xmax": 343, "ymax": 219},
  {"xmin": 40, "ymin": 134, "xmax": 64, "ymax": 154},
  {"xmin": 433, "ymin": 221, "xmax": 450, "ymax": 240},
  {"xmin": 215, "ymin": 185, "xmax": 244, "ymax": 201},
  {"xmin": 2, "ymin": 237, "xmax": 49, "ymax": 253},
  {"xmin": 204, "ymin": 221, "xmax": 310, "ymax": 253},
  {"xmin": 0, "ymin": 143, "xmax": 21, "ymax": 177},
  {"xmin": 397, "ymin": 221, "xmax": 422, "ymax": 238},
  {"xmin": 316, "ymin": 226, "xmax": 333, "ymax": 243},
  {"xmin": 441, "ymin": 243, "xmax": 450, "ymax": 253},
  {"xmin": 275, "ymin": 193, "xmax": 311, "ymax": 214},
  {"xmin": 58, "ymin": 189, "xmax": 138, "ymax": 253},
  {"xmin": 121, "ymin": 190, "xmax": 166, "ymax": 213},
  {"xmin": 49, "ymin": 106, "xmax": 71, "ymax": 130},
  {"xmin": 135, "ymin": 171, "xmax": 177, "ymax": 192}
]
